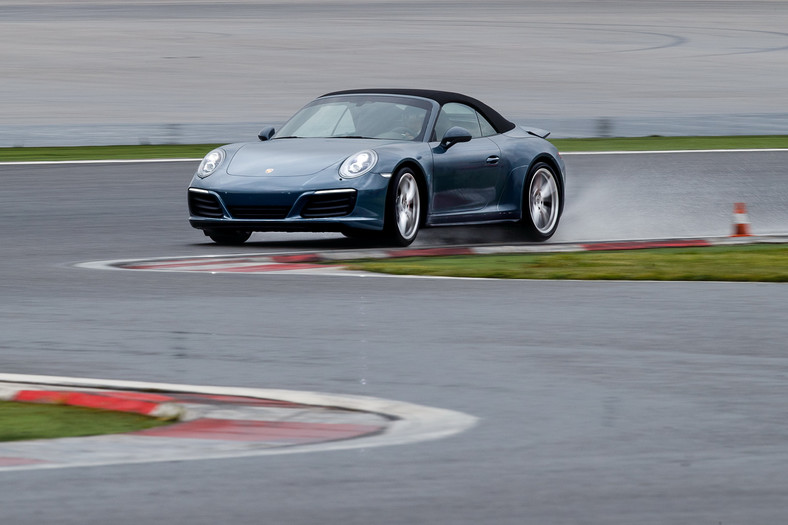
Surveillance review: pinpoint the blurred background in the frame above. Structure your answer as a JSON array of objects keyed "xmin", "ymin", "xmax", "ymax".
[{"xmin": 1, "ymin": 0, "xmax": 787, "ymax": 146}]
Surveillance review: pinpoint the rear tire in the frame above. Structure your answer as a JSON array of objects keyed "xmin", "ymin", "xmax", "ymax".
[
  {"xmin": 384, "ymin": 168, "xmax": 422, "ymax": 246},
  {"xmin": 522, "ymin": 162, "xmax": 561, "ymax": 241},
  {"xmin": 205, "ymin": 229, "xmax": 252, "ymax": 245}
]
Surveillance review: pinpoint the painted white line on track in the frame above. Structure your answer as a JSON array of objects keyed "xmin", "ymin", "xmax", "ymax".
[
  {"xmin": 2, "ymin": 149, "xmax": 788, "ymax": 167},
  {"xmin": 0, "ymin": 373, "xmax": 478, "ymax": 471},
  {"xmin": 0, "ymin": 158, "xmax": 201, "ymax": 166},
  {"xmin": 560, "ymin": 148, "xmax": 788, "ymax": 155}
]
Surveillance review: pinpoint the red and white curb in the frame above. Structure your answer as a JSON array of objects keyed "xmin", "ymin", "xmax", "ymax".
[
  {"xmin": 74, "ymin": 235, "xmax": 788, "ymax": 275},
  {"xmin": 0, "ymin": 388, "xmax": 184, "ymax": 420},
  {"xmin": 0, "ymin": 374, "xmax": 477, "ymax": 472},
  {"xmin": 76, "ymin": 253, "xmax": 350, "ymax": 275}
]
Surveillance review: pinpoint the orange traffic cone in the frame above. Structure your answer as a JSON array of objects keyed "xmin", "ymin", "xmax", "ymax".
[{"xmin": 731, "ymin": 202, "xmax": 751, "ymax": 237}]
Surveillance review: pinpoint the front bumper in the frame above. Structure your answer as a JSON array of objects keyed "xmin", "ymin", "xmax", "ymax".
[{"xmin": 188, "ymin": 172, "xmax": 390, "ymax": 233}]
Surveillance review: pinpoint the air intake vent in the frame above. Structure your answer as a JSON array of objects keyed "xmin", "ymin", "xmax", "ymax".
[
  {"xmin": 301, "ymin": 191, "xmax": 357, "ymax": 218},
  {"xmin": 227, "ymin": 205, "xmax": 291, "ymax": 219},
  {"xmin": 188, "ymin": 191, "xmax": 224, "ymax": 218}
]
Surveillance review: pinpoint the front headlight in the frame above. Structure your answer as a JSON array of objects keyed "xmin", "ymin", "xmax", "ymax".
[
  {"xmin": 339, "ymin": 150, "xmax": 378, "ymax": 179},
  {"xmin": 197, "ymin": 148, "xmax": 225, "ymax": 178}
]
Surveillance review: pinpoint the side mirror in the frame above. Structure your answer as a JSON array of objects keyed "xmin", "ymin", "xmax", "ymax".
[
  {"xmin": 258, "ymin": 126, "xmax": 275, "ymax": 141},
  {"xmin": 440, "ymin": 126, "xmax": 472, "ymax": 149}
]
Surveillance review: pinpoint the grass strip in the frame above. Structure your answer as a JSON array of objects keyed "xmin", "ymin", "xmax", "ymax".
[
  {"xmin": 1, "ymin": 136, "xmax": 787, "ymax": 162},
  {"xmin": 0, "ymin": 144, "xmax": 222, "ymax": 162},
  {"xmin": 0, "ymin": 401, "xmax": 172, "ymax": 442},
  {"xmin": 342, "ymin": 244, "xmax": 788, "ymax": 282},
  {"xmin": 549, "ymin": 135, "xmax": 788, "ymax": 152}
]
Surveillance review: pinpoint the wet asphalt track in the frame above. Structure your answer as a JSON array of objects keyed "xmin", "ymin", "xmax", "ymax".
[
  {"xmin": 3, "ymin": 0, "xmax": 788, "ymax": 522},
  {"xmin": 1, "ymin": 152, "xmax": 787, "ymax": 524}
]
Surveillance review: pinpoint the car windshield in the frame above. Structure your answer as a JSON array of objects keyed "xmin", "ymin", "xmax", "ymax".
[{"xmin": 275, "ymin": 95, "xmax": 432, "ymax": 141}]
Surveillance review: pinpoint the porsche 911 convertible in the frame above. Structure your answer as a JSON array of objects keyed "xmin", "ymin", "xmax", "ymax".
[{"xmin": 188, "ymin": 89, "xmax": 566, "ymax": 246}]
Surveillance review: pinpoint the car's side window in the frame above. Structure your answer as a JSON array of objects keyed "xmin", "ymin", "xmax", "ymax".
[
  {"xmin": 477, "ymin": 112, "xmax": 497, "ymax": 137},
  {"xmin": 434, "ymin": 103, "xmax": 483, "ymax": 140}
]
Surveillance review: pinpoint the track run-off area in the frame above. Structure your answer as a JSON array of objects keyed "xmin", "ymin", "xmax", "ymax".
[{"xmin": 0, "ymin": 374, "xmax": 477, "ymax": 471}]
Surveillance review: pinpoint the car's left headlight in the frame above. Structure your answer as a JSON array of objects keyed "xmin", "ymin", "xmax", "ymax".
[
  {"xmin": 339, "ymin": 150, "xmax": 378, "ymax": 179},
  {"xmin": 197, "ymin": 148, "xmax": 225, "ymax": 178}
]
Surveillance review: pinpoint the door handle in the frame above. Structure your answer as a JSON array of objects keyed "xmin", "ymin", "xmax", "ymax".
[{"xmin": 486, "ymin": 155, "xmax": 500, "ymax": 165}]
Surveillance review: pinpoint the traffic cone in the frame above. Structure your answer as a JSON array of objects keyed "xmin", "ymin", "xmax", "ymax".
[{"xmin": 731, "ymin": 202, "xmax": 751, "ymax": 237}]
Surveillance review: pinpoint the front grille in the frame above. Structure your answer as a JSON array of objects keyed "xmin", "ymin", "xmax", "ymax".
[
  {"xmin": 227, "ymin": 205, "xmax": 291, "ymax": 219},
  {"xmin": 301, "ymin": 191, "xmax": 357, "ymax": 218},
  {"xmin": 189, "ymin": 191, "xmax": 224, "ymax": 218}
]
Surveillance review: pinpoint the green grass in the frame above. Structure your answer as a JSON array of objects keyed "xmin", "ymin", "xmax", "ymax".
[
  {"xmin": 0, "ymin": 401, "xmax": 173, "ymax": 442},
  {"xmin": 1, "ymin": 136, "xmax": 787, "ymax": 162},
  {"xmin": 0, "ymin": 144, "xmax": 222, "ymax": 162},
  {"xmin": 342, "ymin": 244, "xmax": 788, "ymax": 282},
  {"xmin": 549, "ymin": 135, "xmax": 788, "ymax": 152}
]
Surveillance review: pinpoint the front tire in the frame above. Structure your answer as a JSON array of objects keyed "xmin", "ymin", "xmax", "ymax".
[
  {"xmin": 205, "ymin": 229, "xmax": 252, "ymax": 245},
  {"xmin": 384, "ymin": 168, "xmax": 422, "ymax": 246},
  {"xmin": 522, "ymin": 163, "xmax": 561, "ymax": 241}
]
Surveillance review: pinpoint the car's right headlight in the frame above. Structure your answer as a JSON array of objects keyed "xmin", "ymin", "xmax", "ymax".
[
  {"xmin": 339, "ymin": 150, "xmax": 378, "ymax": 179},
  {"xmin": 197, "ymin": 148, "xmax": 225, "ymax": 178}
]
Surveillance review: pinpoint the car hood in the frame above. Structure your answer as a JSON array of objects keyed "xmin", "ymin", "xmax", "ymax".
[{"xmin": 226, "ymin": 138, "xmax": 390, "ymax": 177}]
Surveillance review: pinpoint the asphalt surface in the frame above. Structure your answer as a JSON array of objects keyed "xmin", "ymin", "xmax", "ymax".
[
  {"xmin": 1, "ymin": 152, "xmax": 787, "ymax": 523},
  {"xmin": 3, "ymin": 0, "xmax": 788, "ymax": 145},
  {"xmin": 3, "ymin": 1, "xmax": 788, "ymax": 521}
]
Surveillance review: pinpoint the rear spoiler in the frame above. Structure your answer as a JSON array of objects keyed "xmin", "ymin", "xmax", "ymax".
[{"xmin": 521, "ymin": 126, "xmax": 551, "ymax": 139}]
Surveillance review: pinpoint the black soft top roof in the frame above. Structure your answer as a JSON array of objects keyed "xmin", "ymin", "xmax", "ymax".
[{"xmin": 321, "ymin": 88, "xmax": 516, "ymax": 134}]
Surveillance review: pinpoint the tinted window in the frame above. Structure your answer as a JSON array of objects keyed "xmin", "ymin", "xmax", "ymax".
[
  {"xmin": 434, "ymin": 103, "xmax": 482, "ymax": 140},
  {"xmin": 477, "ymin": 112, "xmax": 497, "ymax": 137}
]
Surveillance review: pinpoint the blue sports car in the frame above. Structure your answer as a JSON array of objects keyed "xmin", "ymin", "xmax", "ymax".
[{"xmin": 188, "ymin": 89, "xmax": 565, "ymax": 246}]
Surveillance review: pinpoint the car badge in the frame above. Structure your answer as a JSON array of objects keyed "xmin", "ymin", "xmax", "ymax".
[{"xmin": 265, "ymin": 168, "xmax": 275, "ymax": 174}]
